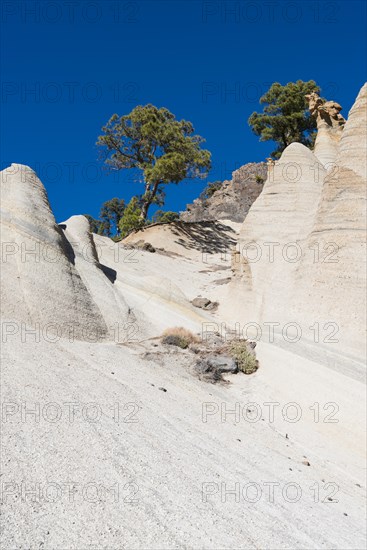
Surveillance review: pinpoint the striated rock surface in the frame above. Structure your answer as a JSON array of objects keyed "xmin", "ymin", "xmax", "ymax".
[
  {"xmin": 337, "ymin": 83, "xmax": 367, "ymax": 178},
  {"xmin": 230, "ymin": 84, "xmax": 367, "ymax": 361},
  {"xmin": 295, "ymin": 82, "xmax": 367, "ymax": 357},
  {"xmin": 180, "ymin": 162, "xmax": 267, "ymax": 222},
  {"xmin": 60, "ymin": 215, "xmax": 131, "ymax": 337},
  {"xmin": 0, "ymin": 165, "xmax": 130, "ymax": 341}
]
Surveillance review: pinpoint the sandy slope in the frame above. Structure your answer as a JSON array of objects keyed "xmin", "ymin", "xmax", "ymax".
[
  {"xmin": 1, "ymin": 236, "xmax": 366, "ymax": 549},
  {"xmin": 2, "ymin": 330, "xmax": 366, "ymax": 549}
]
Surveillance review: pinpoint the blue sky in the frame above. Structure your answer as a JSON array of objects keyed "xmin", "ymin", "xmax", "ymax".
[{"xmin": 1, "ymin": 0, "xmax": 366, "ymax": 222}]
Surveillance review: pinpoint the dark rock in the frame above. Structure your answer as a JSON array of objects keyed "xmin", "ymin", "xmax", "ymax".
[
  {"xmin": 206, "ymin": 355, "xmax": 238, "ymax": 373},
  {"xmin": 180, "ymin": 162, "xmax": 268, "ymax": 223},
  {"xmin": 194, "ymin": 355, "xmax": 238, "ymax": 383},
  {"xmin": 142, "ymin": 242, "xmax": 155, "ymax": 253},
  {"xmin": 204, "ymin": 301, "xmax": 218, "ymax": 311},
  {"xmin": 194, "ymin": 360, "xmax": 224, "ymax": 383}
]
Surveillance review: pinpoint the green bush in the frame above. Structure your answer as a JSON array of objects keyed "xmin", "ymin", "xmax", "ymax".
[
  {"xmin": 119, "ymin": 197, "xmax": 145, "ymax": 238},
  {"xmin": 151, "ymin": 210, "xmax": 179, "ymax": 224},
  {"xmin": 255, "ymin": 175, "xmax": 265, "ymax": 184},
  {"xmin": 229, "ymin": 340, "xmax": 259, "ymax": 375}
]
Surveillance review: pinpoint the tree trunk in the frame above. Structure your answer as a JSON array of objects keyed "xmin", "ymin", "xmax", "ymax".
[
  {"xmin": 140, "ymin": 202, "xmax": 149, "ymax": 220},
  {"xmin": 140, "ymin": 182, "xmax": 160, "ymax": 221}
]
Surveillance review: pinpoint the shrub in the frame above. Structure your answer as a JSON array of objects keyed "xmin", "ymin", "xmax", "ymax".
[
  {"xmin": 151, "ymin": 210, "xmax": 180, "ymax": 224},
  {"xmin": 161, "ymin": 327, "xmax": 199, "ymax": 349},
  {"xmin": 119, "ymin": 196, "xmax": 145, "ymax": 238},
  {"xmin": 229, "ymin": 340, "xmax": 259, "ymax": 375},
  {"xmin": 255, "ymin": 175, "xmax": 265, "ymax": 184}
]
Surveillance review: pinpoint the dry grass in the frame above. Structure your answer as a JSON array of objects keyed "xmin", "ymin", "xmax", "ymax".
[{"xmin": 161, "ymin": 327, "xmax": 199, "ymax": 349}]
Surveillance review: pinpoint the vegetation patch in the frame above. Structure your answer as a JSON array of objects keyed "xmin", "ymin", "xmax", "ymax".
[
  {"xmin": 161, "ymin": 327, "xmax": 199, "ymax": 349},
  {"xmin": 228, "ymin": 340, "xmax": 259, "ymax": 375}
]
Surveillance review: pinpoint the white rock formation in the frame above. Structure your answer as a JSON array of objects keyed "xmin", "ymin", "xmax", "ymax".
[
  {"xmin": 338, "ymin": 83, "xmax": 367, "ymax": 178},
  {"xmin": 296, "ymin": 83, "xmax": 367, "ymax": 358},
  {"xmin": 230, "ymin": 83, "xmax": 367, "ymax": 362},
  {"xmin": 0, "ymin": 165, "xmax": 130, "ymax": 341},
  {"xmin": 60, "ymin": 215, "xmax": 132, "ymax": 340}
]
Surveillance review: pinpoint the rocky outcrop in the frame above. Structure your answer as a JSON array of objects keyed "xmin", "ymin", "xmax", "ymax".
[
  {"xmin": 306, "ymin": 91, "xmax": 346, "ymax": 167},
  {"xmin": 180, "ymin": 162, "xmax": 267, "ymax": 222},
  {"xmin": 0, "ymin": 164, "xmax": 130, "ymax": 341},
  {"xmin": 60, "ymin": 215, "xmax": 131, "ymax": 334},
  {"xmin": 230, "ymin": 84, "xmax": 367, "ymax": 361},
  {"xmin": 296, "ymin": 83, "xmax": 367, "ymax": 357}
]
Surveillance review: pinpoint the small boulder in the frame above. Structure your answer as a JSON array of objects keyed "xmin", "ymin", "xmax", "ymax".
[
  {"xmin": 192, "ymin": 297, "xmax": 211, "ymax": 309},
  {"xmin": 194, "ymin": 360, "xmax": 224, "ymax": 383},
  {"xmin": 206, "ymin": 355, "xmax": 238, "ymax": 374},
  {"xmin": 194, "ymin": 354, "xmax": 238, "ymax": 383},
  {"xmin": 204, "ymin": 301, "xmax": 218, "ymax": 311}
]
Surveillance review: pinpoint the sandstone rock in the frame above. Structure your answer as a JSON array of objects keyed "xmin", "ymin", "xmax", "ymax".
[
  {"xmin": 229, "ymin": 83, "xmax": 367, "ymax": 361},
  {"xmin": 295, "ymin": 82, "xmax": 367, "ymax": 357},
  {"xmin": 60, "ymin": 215, "xmax": 131, "ymax": 339},
  {"xmin": 231, "ymin": 142, "xmax": 326, "ymax": 297},
  {"xmin": 337, "ymin": 83, "xmax": 367, "ymax": 179},
  {"xmin": 0, "ymin": 165, "xmax": 111, "ymax": 340}
]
